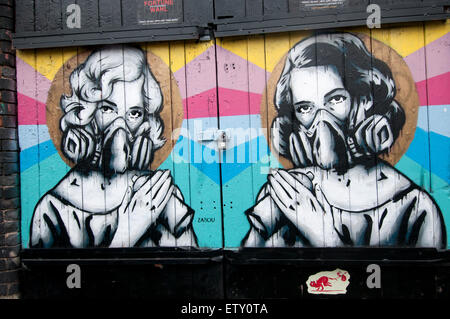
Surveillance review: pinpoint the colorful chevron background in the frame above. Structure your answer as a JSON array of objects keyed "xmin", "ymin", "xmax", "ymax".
[{"xmin": 17, "ymin": 22, "xmax": 450, "ymax": 248}]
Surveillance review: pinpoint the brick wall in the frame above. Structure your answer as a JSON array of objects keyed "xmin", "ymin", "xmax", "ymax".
[{"xmin": 0, "ymin": 0, "xmax": 20, "ymax": 299}]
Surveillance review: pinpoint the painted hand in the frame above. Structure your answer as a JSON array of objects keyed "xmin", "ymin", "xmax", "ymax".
[
  {"xmin": 112, "ymin": 170, "xmax": 174, "ymax": 246},
  {"xmin": 289, "ymin": 131, "xmax": 313, "ymax": 168},
  {"xmin": 267, "ymin": 169, "xmax": 337, "ymax": 246}
]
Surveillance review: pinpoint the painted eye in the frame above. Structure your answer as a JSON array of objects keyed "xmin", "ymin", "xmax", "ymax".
[
  {"xmin": 328, "ymin": 95, "xmax": 347, "ymax": 104},
  {"xmin": 296, "ymin": 104, "xmax": 313, "ymax": 114},
  {"xmin": 100, "ymin": 105, "xmax": 115, "ymax": 114},
  {"xmin": 128, "ymin": 109, "xmax": 143, "ymax": 119}
]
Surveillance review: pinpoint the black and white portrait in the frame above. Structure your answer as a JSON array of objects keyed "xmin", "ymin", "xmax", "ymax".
[
  {"xmin": 242, "ymin": 33, "xmax": 446, "ymax": 248},
  {"xmin": 30, "ymin": 45, "xmax": 198, "ymax": 248}
]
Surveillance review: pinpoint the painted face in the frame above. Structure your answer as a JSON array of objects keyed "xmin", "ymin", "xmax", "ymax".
[
  {"xmin": 289, "ymin": 65, "xmax": 352, "ymax": 172},
  {"xmin": 290, "ymin": 65, "xmax": 351, "ymax": 128},
  {"xmin": 94, "ymin": 75, "xmax": 148, "ymax": 174},
  {"xmin": 95, "ymin": 76, "xmax": 146, "ymax": 134}
]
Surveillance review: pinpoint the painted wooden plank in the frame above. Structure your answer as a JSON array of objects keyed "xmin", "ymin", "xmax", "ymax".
[
  {"xmin": 169, "ymin": 41, "xmax": 192, "ymax": 209},
  {"xmin": 36, "ymin": 48, "xmax": 63, "ymax": 199},
  {"xmin": 298, "ymin": 32, "xmax": 330, "ymax": 248},
  {"xmin": 168, "ymin": 41, "xmax": 197, "ymax": 247},
  {"xmin": 424, "ymin": 21, "xmax": 450, "ymax": 248},
  {"xmin": 369, "ymin": 25, "xmax": 442, "ymax": 247},
  {"xmin": 353, "ymin": 30, "xmax": 381, "ymax": 246},
  {"xmin": 238, "ymin": 34, "xmax": 272, "ymax": 248},
  {"xmin": 262, "ymin": 32, "xmax": 290, "ymax": 248},
  {"xmin": 146, "ymin": 41, "xmax": 177, "ymax": 246},
  {"xmin": 17, "ymin": 49, "xmax": 40, "ymax": 248},
  {"xmin": 60, "ymin": 46, "xmax": 80, "ymax": 246},
  {"xmin": 184, "ymin": 40, "xmax": 223, "ymax": 248},
  {"xmin": 73, "ymin": 47, "xmax": 89, "ymax": 247},
  {"xmin": 216, "ymin": 36, "xmax": 255, "ymax": 247}
]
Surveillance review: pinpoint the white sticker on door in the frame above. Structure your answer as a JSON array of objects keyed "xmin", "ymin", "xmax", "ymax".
[{"xmin": 306, "ymin": 269, "xmax": 350, "ymax": 295}]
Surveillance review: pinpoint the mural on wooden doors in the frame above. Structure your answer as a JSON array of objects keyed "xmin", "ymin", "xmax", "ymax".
[{"xmin": 17, "ymin": 23, "xmax": 450, "ymax": 249}]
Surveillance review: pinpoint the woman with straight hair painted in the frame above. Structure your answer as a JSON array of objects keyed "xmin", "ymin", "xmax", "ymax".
[{"xmin": 242, "ymin": 32, "xmax": 446, "ymax": 248}]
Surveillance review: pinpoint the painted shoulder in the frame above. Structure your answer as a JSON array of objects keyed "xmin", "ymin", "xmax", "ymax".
[
  {"xmin": 51, "ymin": 168, "xmax": 150, "ymax": 213},
  {"xmin": 289, "ymin": 163, "xmax": 417, "ymax": 212}
]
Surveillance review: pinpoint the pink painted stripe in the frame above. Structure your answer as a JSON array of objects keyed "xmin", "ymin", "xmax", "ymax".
[
  {"xmin": 183, "ymin": 88, "xmax": 218, "ymax": 119},
  {"xmin": 174, "ymin": 45, "xmax": 270, "ymax": 100},
  {"xmin": 216, "ymin": 45, "xmax": 270, "ymax": 94},
  {"xmin": 416, "ymin": 72, "xmax": 450, "ymax": 106},
  {"xmin": 404, "ymin": 33, "xmax": 450, "ymax": 83},
  {"xmin": 16, "ymin": 57, "xmax": 52, "ymax": 103},
  {"xmin": 218, "ymin": 88, "xmax": 262, "ymax": 117},
  {"xmin": 182, "ymin": 87, "xmax": 263, "ymax": 119},
  {"xmin": 174, "ymin": 46, "xmax": 217, "ymax": 100},
  {"xmin": 17, "ymin": 93, "xmax": 46, "ymax": 125}
]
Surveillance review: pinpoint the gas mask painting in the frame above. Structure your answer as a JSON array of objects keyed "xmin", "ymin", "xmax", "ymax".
[
  {"xmin": 29, "ymin": 45, "xmax": 198, "ymax": 248},
  {"xmin": 242, "ymin": 33, "xmax": 446, "ymax": 248}
]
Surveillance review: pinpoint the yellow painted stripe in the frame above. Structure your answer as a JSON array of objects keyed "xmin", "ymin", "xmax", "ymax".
[
  {"xmin": 216, "ymin": 36, "xmax": 248, "ymax": 60},
  {"xmin": 247, "ymin": 35, "xmax": 266, "ymax": 71},
  {"xmin": 424, "ymin": 19, "xmax": 450, "ymax": 46},
  {"xmin": 369, "ymin": 24, "xmax": 425, "ymax": 57},
  {"xmin": 146, "ymin": 40, "xmax": 215, "ymax": 73},
  {"xmin": 289, "ymin": 30, "xmax": 312, "ymax": 47},
  {"xmin": 169, "ymin": 41, "xmax": 186, "ymax": 73},
  {"xmin": 16, "ymin": 21, "xmax": 448, "ymax": 78},
  {"xmin": 145, "ymin": 42, "xmax": 170, "ymax": 67},
  {"xmin": 184, "ymin": 39, "xmax": 215, "ymax": 70},
  {"xmin": 17, "ymin": 47, "xmax": 84, "ymax": 81},
  {"xmin": 264, "ymin": 32, "xmax": 291, "ymax": 73},
  {"xmin": 369, "ymin": 21, "xmax": 449, "ymax": 57}
]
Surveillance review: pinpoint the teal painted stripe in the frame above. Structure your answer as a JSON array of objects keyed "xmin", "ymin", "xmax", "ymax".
[
  {"xmin": 405, "ymin": 127, "xmax": 449, "ymax": 184},
  {"xmin": 223, "ymin": 160, "xmax": 266, "ymax": 247},
  {"xmin": 20, "ymin": 153, "xmax": 70, "ymax": 247},
  {"xmin": 187, "ymin": 163, "xmax": 223, "ymax": 248},
  {"xmin": 396, "ymin": 155, "xmax": 450, "ymax": 248},
  {"xmin": 20, "ymin": 139, "xmax": 58, "ymax": 172}
]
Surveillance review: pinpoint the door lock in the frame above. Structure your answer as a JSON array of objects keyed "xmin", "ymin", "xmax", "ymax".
[
  {"xmin": 196, "ymin": 129, "xmax": 228, "ymax": 150},
  {"xmin": 217, "ymin": 130, "xmax": 227, "ymax": 150}
]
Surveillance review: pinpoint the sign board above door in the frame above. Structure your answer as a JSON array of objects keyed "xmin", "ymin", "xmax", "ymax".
[{"xmin": 13, "ymin": 0, "xmax": 450, "ymax": 49}]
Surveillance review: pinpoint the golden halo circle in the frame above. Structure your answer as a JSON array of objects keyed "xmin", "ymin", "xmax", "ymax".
[
  {"xmin": 261, "ymin": 32, "xmax": 419, "ymax": 169},
  {"xmin": 46, "ymin": 48, "xmax": 183, "ymax": 171}
]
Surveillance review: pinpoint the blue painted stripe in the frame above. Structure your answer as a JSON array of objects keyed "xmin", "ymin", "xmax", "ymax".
[
  {"xmin": 172, "ymin": 134, "xmax": 270, "ymax": 185},
  {"xmin": 20, "ymin": 139, "xmax": 58, "ymax": 172},
  {"xmin": 405, "ymin": 127, "xmax": 450, "ymax": 184},
  {"xmin": 429, "ymin": 130, "xmax": 450, "ymax": 184},
  {"xmin": 417, "ymin": 105, "xmax": 450, "ymax": 138},
  {"xmin": 18, "ymin": 125, "xmax": 51, "ymax": 150}
]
